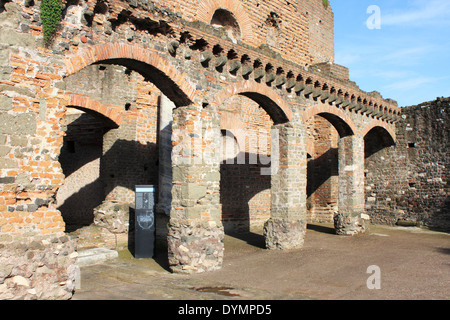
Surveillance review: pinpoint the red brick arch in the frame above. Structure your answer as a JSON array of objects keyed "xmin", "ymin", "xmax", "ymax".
[
  {"xmin": 196, "ymin": 0, "xmax": 254, "ymax": 43},
  {"xmin": 67, "ymin": 94, "xmax": 124, "ymax": 126},
  {"xmin": 360, "ymin": 119, "xmax": 396, "ymax": 142},
  {"xmin": 64, "ymin": 43, "xmax": 197, "ymax": 106},
  {"xmin": 302, "ymin": 104, "xmax": 357, "ymax": 137},
  {"xmin": 212, "ymin": 80, "xmax": 293, "ymax": 124}
]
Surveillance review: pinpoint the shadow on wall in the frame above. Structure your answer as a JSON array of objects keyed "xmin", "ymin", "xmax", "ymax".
[
  {"xmin": 364, "ymin": 126, "xmax": 395, "ymax": 159},
  {"xmin": 306, "ymin": 147, "xmax": 339, "ymax": 222},
  {"xmin": 428, "ymin": 196, "xmax": 450, "ymax": 233},
  {"xmin": 220, "ymin": 152, "xmax": 270, "ymax": 247},
  {"xmin": 58, "ymin": 137, "xmax": 158, "ymax": 232},
  {"xmin": 307, "ymin": 147, "xmax": 338, "ymax": 198},
  {"xmin": 57, "ymin": 112, "xmax": 110, "ymax": 230},
  {"xmin": 220, "ymin": 148, "xmax": 342, "ymax": 243}
]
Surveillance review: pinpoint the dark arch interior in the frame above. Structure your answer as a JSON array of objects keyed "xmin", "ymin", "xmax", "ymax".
[
  {"xmin": 364, "ymin": 126, "xmax": 395, "ymax": 158},
  {"xmin": 210, "ymin": 8, "xmax": 242, "ymax": 41},
  {"xmin": 219, "ymin": 95, "xmax": 272, "ymax": 240},
  {"xmin": 93, "ymin": 58, "xmax": 192, "ymax": 107},
  {"xmin": 66, "ymin": 105, "xmax": 120, "ymax": 130},
  {"xmin": 317, "ymin": 112, "xmax": 354, "ymax": 137},
  {"xmin": 239, "ymin": 92, "xmax": 289, "ymax": 124}
]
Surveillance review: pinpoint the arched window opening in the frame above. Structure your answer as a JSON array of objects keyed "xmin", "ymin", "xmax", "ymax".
[{"xmin": 210, "ymin": 9, "xmax": 242, "ymax": 42}]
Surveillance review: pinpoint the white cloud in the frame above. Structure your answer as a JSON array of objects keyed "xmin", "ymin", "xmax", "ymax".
[
  {"xmin": 375, "ymin": 70, "xmax": 414, "ymax": 80},
  {"xmin": 334, "ymin": 52, "xmax": 361, "ymax": 66},
  {"xmin": 383, "ymin": 76, "xmax": 442, "ymax": 91},
  {"xmin": 377, "ymin": 45, "xmax": 435, "ymax": 66},
  {"xmin": 381, "ymin": 0, "xmax": 450, "ymax": 26}
]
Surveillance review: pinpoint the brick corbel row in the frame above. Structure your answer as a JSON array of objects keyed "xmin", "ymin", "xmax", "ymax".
[{"xmin": 167, "ymin": 28, "xmax": 402, "ymax": 125}]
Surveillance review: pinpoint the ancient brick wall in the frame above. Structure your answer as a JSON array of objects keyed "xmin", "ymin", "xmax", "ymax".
[
  {"xmin": 219, "ymin": 95, "xmax": 273, "ymax": 232},
  {"xmin": 306, "ymin": 115, "xmax": 339, "ymax": 223},
  {"xmin": 56, "ymin": 110, "xmax": 104, "ymax": 229},
  {"xmin": 152, "ymin": 0, "xmax": 334, "ymax": 66},
  {"xmin": 365, "ymin": 98, "xmax": 450, "ymax": 230},
  {"xmin": 0, "ymin": 0, "xmax": 401, "ymax": 298},
  {"xmin": 303, "ymin": 0, "xmax": 334, "ymax": 65}
]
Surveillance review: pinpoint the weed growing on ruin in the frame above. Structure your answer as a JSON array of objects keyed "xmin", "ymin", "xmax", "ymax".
[{"xmin": 40, "ymin": 0, "xmax": 62, "ymax": 44}]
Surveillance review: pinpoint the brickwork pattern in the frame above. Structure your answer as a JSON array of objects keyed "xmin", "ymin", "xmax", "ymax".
[
  {"xmin": 306, "ymin": 115, "xmax": 339, "ymax": 223},
  {"xmin": 0, "ymin": 0, "xmax": 405, "ymax": 299},
  {"xmin": 365, "ymin": 98, "xmax": 449, "ymax": 231}
]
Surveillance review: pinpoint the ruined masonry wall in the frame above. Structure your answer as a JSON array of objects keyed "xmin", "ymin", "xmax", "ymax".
[
  {"xmin": 219, "ymin": 95, "xmax": 273, "ymax": 232},
  {"xmin": 0, "ymin": 235, "xmax": 78, "ymax": 300},
  {"xmin": 306, "ymin": 115, "xmax": 339, "ymax": 223},
  {"xmin": 0, "ymin": 0, "xmax": 400, "ymax": 299},
  {"xmin": 365, "ymin": 98, "xmax": 450, "ymax": 230},
  {"xmin": 152, "ymin": 0, "xmax": 334, "ymax": 66}
]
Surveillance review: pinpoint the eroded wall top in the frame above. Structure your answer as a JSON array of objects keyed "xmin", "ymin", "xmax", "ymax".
[{"xmin": 150, "ymin": 0, "xmax": 335, "ymax": 67}]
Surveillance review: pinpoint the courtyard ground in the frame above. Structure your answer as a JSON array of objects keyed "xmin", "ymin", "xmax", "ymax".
[{"xmin": 72, "ymin": 223, "xmax": 450, "ymax": 300}]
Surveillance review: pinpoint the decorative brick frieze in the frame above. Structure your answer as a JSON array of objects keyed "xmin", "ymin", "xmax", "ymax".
[{"xmin": 0, "ymin": 0, "xmax": 416, "ymax": 300}]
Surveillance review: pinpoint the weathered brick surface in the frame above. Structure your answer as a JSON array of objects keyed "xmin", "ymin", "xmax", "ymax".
[
  {"xmin": 365, "ymin": 98, "xmax": 449, "ymax": 231},
  {"xmin": 0, "ymin": 235, "xmax": 78, "ymax": 300},
  {"xmin": 306, "ymin": 115, "xmax": 339, "ymax": 223},
  {"xmin": 264, "ymin": 116, "xmax": 308, "ymax": 250},
  {"xmin": 0, "ymin": 0, "xmax": 405, "ymax": 299}
]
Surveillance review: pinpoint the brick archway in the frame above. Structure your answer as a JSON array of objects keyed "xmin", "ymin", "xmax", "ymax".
[
  {"xmin": 360, "ymin": 119, "xmax": 396, "ymax": 142},
  {"xmin": 196, "ymin": 0, "xmax": 254, "ymax": 43},
  {"xmin": 302, "ymin": 104, "xmax": 357, "ymax": 137},
  {"xmin": 212, "ymin": 80, "xmax": 293, "ymax": 124},
  {"xmin": 64, "ymin": 43, "xmax": 197, "ymax": 106},
  {"xmin": 67, "ymin": 94, "xmax": 124, "ymax": 127}
]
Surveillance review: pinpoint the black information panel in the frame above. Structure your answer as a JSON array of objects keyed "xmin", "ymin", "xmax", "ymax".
[{"xmin": 134, "ymin": 185, "xmax": 156, "ymax": 259}]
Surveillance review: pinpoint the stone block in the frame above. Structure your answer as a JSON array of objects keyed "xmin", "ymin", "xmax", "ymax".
[
  {"xmin": 0, "ymin": 96, "xmax": 12, "ymax": 111},
  {"xmin": 0, "ymin": 29, "xmax": 35, "ymax": 47},
  {"xmin": 76, "ymin": 248, "xmax": 119, "ymax": 267},
  {"xmin": 0, "ymin": 113, "xmax": 36, "ymax": 136},
  {"xmin": 181, "ymin": 183, "xmax": 207, "ymax": 201},
  {"xmin": 0, "ymin": 158, "xmax": 18, "ymax": 169},
  {"xmin": 204, "ymin": 171, "xmax": 220, "ymax": 182},
  {"xmin": 0, "ymin": 177, "xmax": 15, "ymax": 183},
  {"xmin": 264, "ymin": 218, "xmax": 306, "ymax": 250},
  {"xmin": 172, "ymin": 166, "xmax": 184, "ymax": 182},
  {"xmin": 0, "ymin": 84, "xmax": 35, "ymax": 98},
  {"xmin": 10, "ymin": 136, "xmax": 28, "ymax": 147},
  {"xmin": 0, "ymin": 146, "xmax": 11, "ymax": 157},
  {"xmin": 0, "ymin": 49, "xmax": 10, "ymax": 66},
  {"xmin": 184, "ymin": 206, "xmax": 203, "ymax": 219},
  {"xmin": 0, "ymin": 3, "xmax": 21, "ymax": 29}
]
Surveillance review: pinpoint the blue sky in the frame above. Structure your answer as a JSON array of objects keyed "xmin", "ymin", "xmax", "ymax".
[{"xmin": 332, "ymin": 0, "xmax": 450, "ymax": 107}]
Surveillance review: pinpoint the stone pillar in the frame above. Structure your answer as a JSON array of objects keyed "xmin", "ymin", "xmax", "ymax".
[
  {"xmin": 335, "ymin": 135, "xmax": 370, "ymax": 235},
  {"xmin": 264, "ymin": 120, "xmax": 308, "ymax": 250},
  {"xmin": 167, "ymin": 104, "xmax": 224, "ymax": 273},
  {"xmin": 157, "ymin": 94, "xmax": 176, "ymax": 216}
]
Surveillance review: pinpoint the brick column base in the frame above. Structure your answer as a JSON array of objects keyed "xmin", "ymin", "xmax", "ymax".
[
  {"xmin": 168, "ymin": 219, "xmax": 224, "ymax": 273},
  {"xmin": 264, "ymin": 218, "xmax": 306, "ymax": 250},
  {"xmin": 334, "ymin": 212, "xmax": 370, "ymax": 236}
]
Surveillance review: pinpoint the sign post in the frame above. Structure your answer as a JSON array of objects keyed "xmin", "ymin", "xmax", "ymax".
[{"xmin": 134, "ymin": 185, "xmax": 156, "ymax": 259}]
